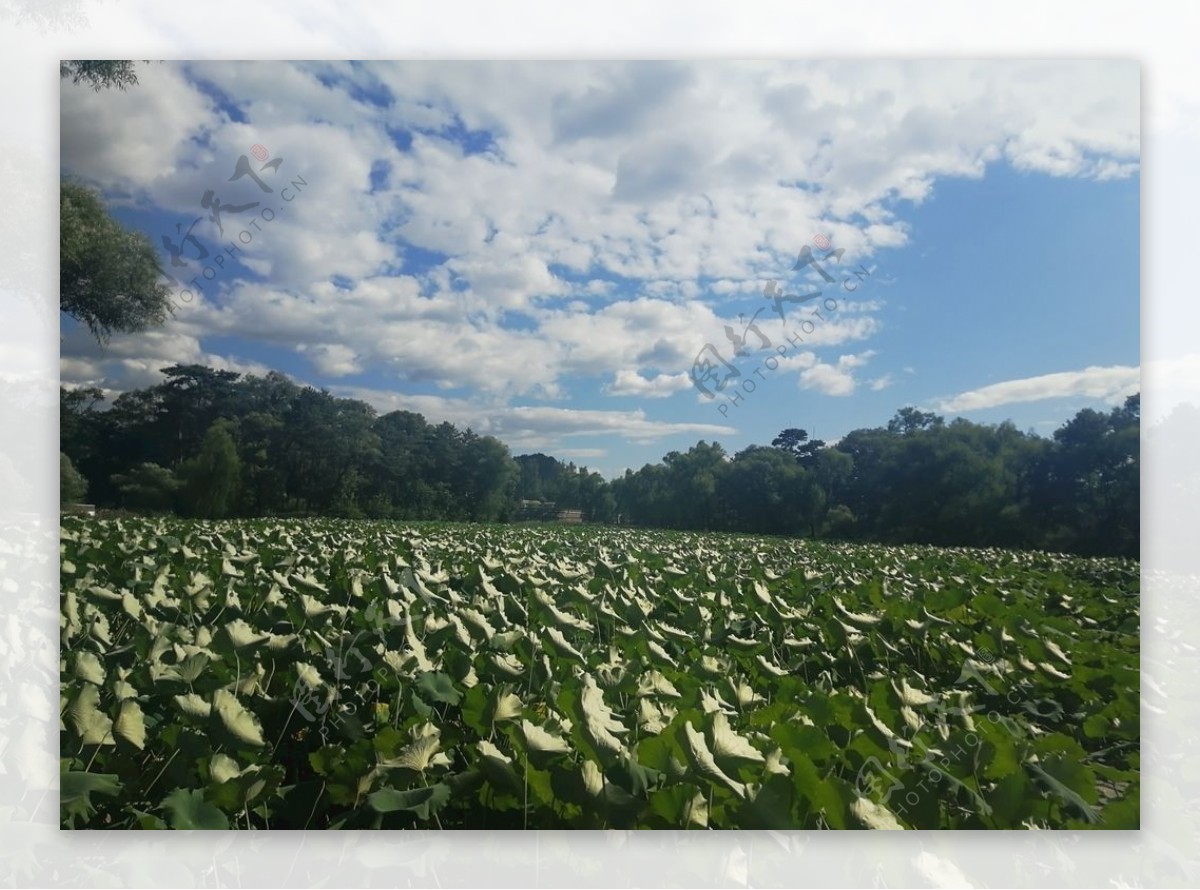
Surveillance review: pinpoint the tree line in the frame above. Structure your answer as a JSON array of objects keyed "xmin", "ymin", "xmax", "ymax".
[
  {"xmin": 610, "ymin": 402, "xmax": 1138, "ymax": 557},
  {"xmin": 60, "ymin": 364, "xmax": 1139, "ymax": 557}
]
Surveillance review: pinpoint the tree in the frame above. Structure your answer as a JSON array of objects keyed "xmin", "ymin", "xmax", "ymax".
[
  {"xmin": 663, "ymin": 441, "xmax": 728, "ymax": 530},
  {"xmin": 461, "ymin": 435, "xmax": 519, "ymax": 521},
  {"xmin": 887, "ymin": 407, "xmax": 944, "ymax": 435},
  {"xmin": 823, "ymin": 504, "xmax": 857, "ymax": 539},
  {"xmin": 179, "ymin": 420, "xmax": 241, "ymax": 519},
  {"xmin": 772, "ymin": 426, "xmax": 826, "ymax": 466},
  {"xmin": 810, "ymin": 447, "xmax": 853, "ymax": 531},
  {"xmin": 61, "ymin": 453, "xmax": 88, "ymax": 503},
  {"xmin": 1028, "ymin": 394, "xmax": 1139, "ymax": 556},
  {"xmin": 112, "ymin": 463, "xmax": 180, "ymax": 512},
  {"xmin": 60, "ymin": 61, "xmax": 143, "ymax": 92},
  {"xmin": 721, "ymin": 446, "xmax": 803, "ymax": 534},
  {"xmin": 371, "ymin": 410, "xmax": 436, "ymax": 519},
  {"xmin": 60, "ymin": 180, "xmax": 173, "ymax": 342},
  {"xmin": 157, "ymin": 365, "xmax": 243, "ymax": 469},
  {"xmin": 771, "ymin": 428, "xmax": 810, "ymax": 456},
  {"xmin": 578, "ymin": 469, "xmax": 617, "ymax": 523},
  {"xmin": 60, "ymin": 385, "xmax": 105, "ymax": 476}
]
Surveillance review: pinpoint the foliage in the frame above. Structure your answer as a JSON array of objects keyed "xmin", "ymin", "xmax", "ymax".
[
  {"xmin": 61, "ymin": 452, "xmax": 88, "ymax": 503},
  {"xmin": 110, "ymin": 463, "xmax": 179, "ymax": 512},
  {"xmin": 60, "ymin": 61, "xmax": 142, "ymax": 92},
  {"xmin": 60, "ymin": 517, "xmax": 1139, "ymax": 830},
  {"xmin": 60, "ymin": 365, "xmax": 1139, "ymax": 557},
  {"xmin": 179, "ymin": 420, "xmax": 241, "ymax": 519},
  {"xmin": 514, "ymin": 454, "xmax": 615, "ymax": 523},
  {"xmin": 60, "ymin": 180, "xmax": 173, "ymax": 342},
  {"xmin": 61, "ymin": 368, "xmax": 523, "ymax": 523}
]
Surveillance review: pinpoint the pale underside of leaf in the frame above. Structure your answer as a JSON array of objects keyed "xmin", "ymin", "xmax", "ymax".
[
  {"xmin": 519, "ymin": 719, "xmax": 572, "ymax": 755},
  {"xmin": 68, "ymin": 683, "xmax": 114, "ymax": 746},
  {"xmin": 683, "ymin": 720, "xmax": 746, "ymax": 799},
  {"xmin": 114, "ymin": 699, "xmax": 146, "ymax": 749},
  {"xmin": 710, "ymin": 711, "xmax": 766, "ymax": 764},
  {"xmin": 212, "ymin": 689, "xmax": 266, "ymax": 747},
  {"xmin": 580, "ymin": 674, "xmax": 628, "ymax": 758},
  {"xmin": 851, "ymin": 795, "xmax": 906, "ymax": 829}
]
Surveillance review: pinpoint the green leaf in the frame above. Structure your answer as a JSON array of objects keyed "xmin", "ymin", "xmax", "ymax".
[
  {"xmin": 121, "ymin": 591, "xmax": 143, "ymax": 619},
  {"xmin": 574, "ymin": 673, "xmax": 628, "ymax": 764},
  {"xmin": 131, "ymin": 808, "xmax": 168, "ymax": 830},
  {"xmin": 176, "ymin": 652, "xmax": 210, "ymax": 684},
  {"xmin": 792, "ymin": 756, "xmax": 854, "ymax": 829},
  {"xmin": 161, "ymin": 787, "xmax": 230, "ymax": 830},
  {"xmin": 1029, "ymin": 756, "xmax": 1100, "ymax": 823},
  {"xmin": 415, "ymin": 671, "xmax": 461, "ymax": 706},
  {"xmin": 1095, "ymin": 791, "xmax": 1139, "ymax": 829},
  {"xmin": 604, "ymin": 753, "xmax": 661, "ymax": 798},
  {"xmin": 61, "ymin": 771, "xmax": 120, "ymax": 824},
  {"xmin": 463, "ymin": 684, "xmax": 523, "ymax": 736},
  {"xmin": 367, "ymin": 783, "xmax": 451, "ymax": 820},
  {"xmin": 770, "ymin": 722, "xmax": 837, "ymax": 766},
  {"xmin": 514, "ymin": 718, "xmax": 573, "ymax": 768},
  {"xmin": 739, "ymin": 773, "xmax": 796, "ymax": 829},
  {"xmin": 476, "ymin": 739, "xmax": 523, "ymax": 795},
  {"xmin": 986, "ymin": 770, "xmax": 1032, "ymax": 827},
  {"xmin": 649, "ymin": 784, "xmax": 709, "ymax": 828}
]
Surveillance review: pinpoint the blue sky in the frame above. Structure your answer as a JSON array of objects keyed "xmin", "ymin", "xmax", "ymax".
[{"xmin": 59, "ymin": 60, "xmax": 1140, "ymax": 478}]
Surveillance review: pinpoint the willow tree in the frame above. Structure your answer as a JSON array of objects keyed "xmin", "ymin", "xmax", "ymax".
[{"xmin": 60, "ymin": 180, "xmax": 173, "ymax": 342}]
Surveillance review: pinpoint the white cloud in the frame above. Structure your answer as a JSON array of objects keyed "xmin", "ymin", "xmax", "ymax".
[
  {"xmin": 606, "ymin": 369, "xmax": 694, "ymax": 398},
  {"xmin": 934, "ymin": 364, "xmax": 1141, "ymax": 413},
  {"xmin": 60, "ymin": 63, "xmax": 221, "ymax": 192},
  {"xmin": 299, "ymin": 343, "xmax": 363, "ymax": 377},
  {"xmin": 774, "ymin": 350, "xmax": 878, "ymax": 396},
  {"xmin": 796, "ymin": 351, "xmax": 877, "ymax": 397},
  {"xmin": 58, "ymin": 60, "xmax": 1138, "ymax": 414}
]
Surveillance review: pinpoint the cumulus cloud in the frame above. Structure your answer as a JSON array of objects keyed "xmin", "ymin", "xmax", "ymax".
[
  {"xmin": 60, "ymin": 63, "xmax": 221, "ymax": 192},
  {"xmin": 606, "ymin": 369, "xmax": 694, "ymax": 398},
  {"xmin": 934, "ymin": 364, "xmax": 1141, "ymax": 413},
  {"xmin": 793, "ymin": 351, "xmax": 878, "ymax": 397},
  {"xmin": 58, "ymin": 60, "xmax": 1139, "ymax": 424},
  {"xmin": 299, "ymin": 343, "xmax": 363, "ymax": 377}
]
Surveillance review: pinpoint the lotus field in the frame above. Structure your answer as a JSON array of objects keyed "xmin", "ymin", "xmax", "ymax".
[{"xmin": 59, "ymin": 517, "xmax": 1140, "ymax": 829}]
